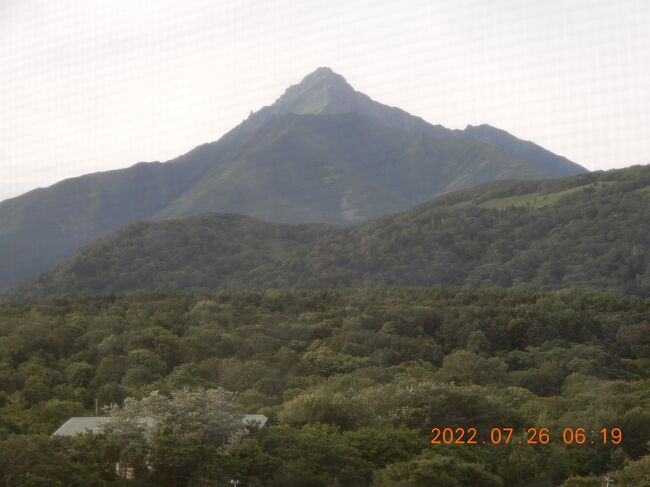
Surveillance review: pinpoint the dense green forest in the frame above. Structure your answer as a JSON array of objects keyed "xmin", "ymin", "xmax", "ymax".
[
  {"xmin": 12, "ymin": 165, "xmax": 650, "ymax": 299},
  {"xmin": 1, "ymin": 289, "xmax": 650, "ymax": 485},
  {"xmin": 3, "ymin": 165, "xmax": 650, "ymax": 485}
]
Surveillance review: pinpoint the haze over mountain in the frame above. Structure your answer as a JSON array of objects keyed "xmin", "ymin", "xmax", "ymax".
[
  {"xmin": 0, "ymin": 67, "xmax": 586, "ymax": 290},
  {"xmin": 12, "ymin": 165, "xmax": 647, "ymax": 300}
]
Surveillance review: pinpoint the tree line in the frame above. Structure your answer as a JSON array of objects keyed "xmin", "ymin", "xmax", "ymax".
[{"xmin": 1, "ymin": 288, "xmax": 649, "ymax": 485}]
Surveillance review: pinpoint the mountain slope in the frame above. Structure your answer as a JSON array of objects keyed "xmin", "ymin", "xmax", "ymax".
[
  {"xmin": 156, "ymin": 112, "xmax": 560, "ymax": 223},
  {"xmin": 11, "ymin": 165, "xmax": 649, "ymax": 299},
  {"xmin": 10, "ymin": 214, "xmax": 330, "ymax": 296},
  {"xmin": 156, "ymin": 69, "xmax": 586, "ymax": 222},
  {"xmin": 0, "ymin": 67, "xmax": 586, "ymax": 290},
  {"xmin": 462, "ymin": 124, "xmax": 586, "ymax": 176},
  {"xmin": 0, "ymin": 150, "xmax": 216, "ymax": 290}
]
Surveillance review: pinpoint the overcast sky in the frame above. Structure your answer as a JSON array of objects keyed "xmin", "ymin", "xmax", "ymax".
[{"xmin": 1, "ymin": 0, "xmax": 648, "ymax": 203}]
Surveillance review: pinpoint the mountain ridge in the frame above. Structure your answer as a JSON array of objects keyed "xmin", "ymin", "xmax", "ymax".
[
  {"xmin": 461, "ymin": 124, "xmax": 585, "ymax": 176},
  {"xmin": 0, "ymin": 67, "xmax": 587, "ymax": 290},
  {"xmin": 10, "ymin": 165, "xmax": 647, "ymax": 300}
]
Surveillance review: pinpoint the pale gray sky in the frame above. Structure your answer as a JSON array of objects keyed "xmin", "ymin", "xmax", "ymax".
[{"xmin": 1, "ymin": 0, "xmax": 648, "ymax": 202}]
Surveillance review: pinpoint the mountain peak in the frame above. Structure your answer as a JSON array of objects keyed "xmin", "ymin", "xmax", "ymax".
[
  {"xmin": 296, "ymin": 67, "xmax": 348, "ymax": 88},
  {"xmin": 270, "ymin": 67, "xmax": 359, "ymax": 115},
  {"xmin": 224, "ymin": 66, "xmax": 444, "ymax": 152},
  {"xmin": 304, "ymin": 66, "xmax": 336, "ymax": 78}
]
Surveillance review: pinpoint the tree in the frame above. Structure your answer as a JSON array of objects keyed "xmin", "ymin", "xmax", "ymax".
[
  {"xmin": 467, "ymin": 330, "xmax": 491, "ymax": 355},
  {"xmin": 613, "ymin": 454, "xmax": 650, "ymax": 486},
  {"xmin": 65, "ymin": 362, "xmax": 95, "ymax": 388},
  {"xmin": 560, "ymin": 476, "xmax": 601, "ymax": 487},
  {"xmin": 0, "ymin": 435, "xmax": 107, "ymax": 487},
  {"xmin": 373, "ymin": 453, "xmax": 502, "ymax": 487},
  {"xmin": 102, "ymin": 387, "xmax": 246, "ymax": 485},
  {"xmin": 437, "ymin": 350, "xmax": 507, "ymax": 385}
]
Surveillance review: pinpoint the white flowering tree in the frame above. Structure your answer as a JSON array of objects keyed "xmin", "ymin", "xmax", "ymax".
[{"xmin": 102, "ymin": 387, "xmax": 246, "ymax": 484}]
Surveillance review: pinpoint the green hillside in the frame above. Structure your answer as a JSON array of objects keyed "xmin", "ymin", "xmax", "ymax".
[
  {"xmin": 0, "ymin": 154, "xmax": 215, "ymax": 291},
  {"xmin": 0, "ymin": 68, "xmax": 586, "ymax": 291},
  {"xmin": 11, "ymin": 165, "xmax": 649, "ymax": 299}
]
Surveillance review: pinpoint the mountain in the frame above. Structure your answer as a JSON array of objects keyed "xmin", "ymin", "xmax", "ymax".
[
  {"xmin": 461, "ymin": 124, "xmax": 587, "ymax": 177},
  {"xmin": 155, "ymin": 111, "xmax": 568, "ymax": 224},
  {"xmin": 0, "ymin": 67, "xmax": 587, "ymax": 290},
  {"xmin": 11, "ymin": 165, "xmax": 649, "ymax": 299}
]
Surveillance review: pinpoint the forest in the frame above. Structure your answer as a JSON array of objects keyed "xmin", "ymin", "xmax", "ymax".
[
  {"xmin": 1, "ymin": 288, "xmax": 649, "ymax": 485},
  {"xmin": 11, "ymin": 165, "xmax": 650, "ymax": 299}
]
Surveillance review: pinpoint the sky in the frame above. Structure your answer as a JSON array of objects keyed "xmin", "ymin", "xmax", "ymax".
[{"xmin": 1, "ymin": 0, "xmax": 648, "ymax": 203}]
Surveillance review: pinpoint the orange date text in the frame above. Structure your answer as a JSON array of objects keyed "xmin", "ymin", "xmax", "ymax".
[{"xmin": 430, "ymin": 427, "xmax": 622, "ymax": 446}]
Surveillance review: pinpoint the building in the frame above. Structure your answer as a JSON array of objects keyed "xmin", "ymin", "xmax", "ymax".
[
  {"xmin": 52, "ymin": 414, "xmax": 268, "ymax": 437},
  {"xmin": 52, "ymin": 414, "xmax": 269, "ymax": 479}
]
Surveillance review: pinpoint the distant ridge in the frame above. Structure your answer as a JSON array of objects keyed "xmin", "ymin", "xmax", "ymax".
[
  {"xmin": 462, "ymin": 124, "xmax": 586, "ymax": 176},
  {"xmin": 0, "ymin": 67, "xmax": 587, "ymax": 290},
  {"xmin": 12, "ymin": 165, "xmax": 647, "ymax": 300}
]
